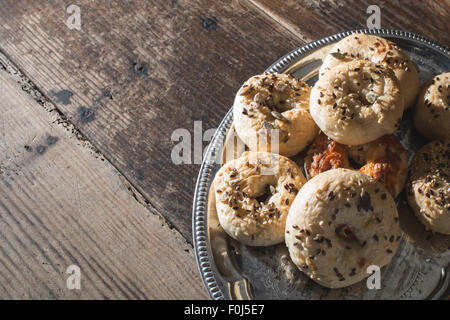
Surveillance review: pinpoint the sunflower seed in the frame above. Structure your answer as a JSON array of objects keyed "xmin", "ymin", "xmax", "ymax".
[
  {"xmin": 266, "ymin": 97, "xmax": 275, "ymax": 109},
  {"xmin": 264, "ymin": 121, "xmax": 274, "ymax": 130},
  {"xmin": 275, "ymin": 83, "xmax": 287, "ymax": 92},
  {"xmin": 271, "ymin": 110, "xmax": 289, "ymax": 122},
  {"xmin": 269, "ymin": 185, "xmax": 276, "ymax": 194},
  {"xmin": 366, "ymin": 93, "xmax": 378, "ymax": 104},
  {"xmin": 240, "ymin": 86, "xmax": 253, "ymax": 96},
  {"xmin": 331, "ymin": 52, "xmax": 345, "ymax": 59}
]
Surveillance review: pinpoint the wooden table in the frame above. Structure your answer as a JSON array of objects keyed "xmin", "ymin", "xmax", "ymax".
[{"xmin": 0, "ymin": 0, "xmax": 448, "ymax": 299}]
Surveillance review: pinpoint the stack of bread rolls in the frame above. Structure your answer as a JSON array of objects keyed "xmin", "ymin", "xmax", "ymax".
[{"xmin": 213, "ymin": 33, "xmax": 449, "ymax": 289}]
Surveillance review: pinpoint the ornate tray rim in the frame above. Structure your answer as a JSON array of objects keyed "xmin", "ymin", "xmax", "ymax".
[{"xmin": 192, "ymin": 28, "xmax": 450, "ymax": 300}]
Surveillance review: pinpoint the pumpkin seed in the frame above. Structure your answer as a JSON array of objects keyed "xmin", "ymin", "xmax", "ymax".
[{"xmin": 253, "ymin": 92, "xmax": 264, "ymax": 103}]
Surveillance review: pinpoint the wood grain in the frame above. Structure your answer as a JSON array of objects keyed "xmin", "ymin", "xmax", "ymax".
[
  {"xmin": 0, "ymin": 0, "xmax": 304, "ymax": 240},
  {"xmin": 250, "ymin": 0, "xmax": 450, "ymax": 46},
  {"xmin": 0, "ymin": 69, "xmax": 208, "ymax": 299},
  {"xmin": 0, "ymin": 0, "xmax": 447, "ymax": 300}
]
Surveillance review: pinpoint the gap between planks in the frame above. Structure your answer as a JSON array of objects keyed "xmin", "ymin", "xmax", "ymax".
[
  {"xmin": 246, "ymin": 0, "xmax": 314, "ymax": 43},
  {"xmin": 0, "ymin": 0, "xmax": 306, "ymax": 240},
  {"xmin": 0, "ymin": 59, "xmax": 208, "ymax": 299},
  {"xmin": 0, "ymin": 50, "xmax": 177, "ymax": 234}
]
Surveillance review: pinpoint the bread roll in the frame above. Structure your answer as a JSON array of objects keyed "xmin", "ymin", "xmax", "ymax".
[
  {"xmin": 320, "ymin": 33, "xmax": 419, "ymax": 109},
  {"xmin": 407, "ymin": 140, "xmax": 450, "ymax": 234},
  {"xmin": 413, "ymin": 73, "xmax": 450, "ymax": 141},
  {"xmin": 214, "ymin": 152, "xmax": 307, "ymax": 246},
  {"xmin": 233, "ymin": 73, "xmax": 319, "ymax": 157},
  {"xmin": 310, "ymin": 60, "xmax": 404, "ymax": 146},
  {"xmin": 285, "ymin": 169, "xmax": 400, "ymax": 288}
]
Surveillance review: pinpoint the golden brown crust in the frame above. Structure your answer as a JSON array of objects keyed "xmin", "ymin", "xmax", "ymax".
[
  {"xmin": 305, "ymin": 133, "xmax": 408, "ymax": 197},
  {"xmin": 304, "ymin": 132, "xmax": 350, "ymax": 178},
  {"xmin": 353, "ymin": 135, "xmax": 408, "ymax": 198}
]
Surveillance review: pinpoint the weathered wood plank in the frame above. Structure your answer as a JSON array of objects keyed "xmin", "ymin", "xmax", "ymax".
[
  {"xmin": 250, "ymin": 0, "xmax": 450, "ymax": 46},
  {"xmin": 0, "ymin": 69, "xmax": 208, "ymax": 299},
  {"xmin": 0, "ymin": 0, "xmax": 304, "ymax": 239}
]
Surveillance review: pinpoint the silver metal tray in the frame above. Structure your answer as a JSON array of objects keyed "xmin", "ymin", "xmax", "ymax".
[{"xmin": 193, "ymin": 29, "xmax": 450, "ymax": 300}]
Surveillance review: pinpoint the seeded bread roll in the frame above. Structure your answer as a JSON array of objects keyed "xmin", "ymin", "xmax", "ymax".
[
  {"xmin": 310, "ymin": 59, "xmax": 404, "ymax": 146},
  {"xmin": 233, "ymin": 73, "xmax": 319, "ymax": 157},
  {"xmin": 320, "ymin": 33, "xmax": 419, "ymax": 109},
  {"xmin": 214, "ymin": 152, "xmax": 306, "ymax": 246},
  {"xmin": 285, "ymin": 169, "xmax": 400, "ymax": 288},
  {"xmin": 413, "ymin": 73, "xmax": 450, "ymax": 141},
  {"xmin": 407, "ymin": 141, "xmax": 450, "ymax": 234}
]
